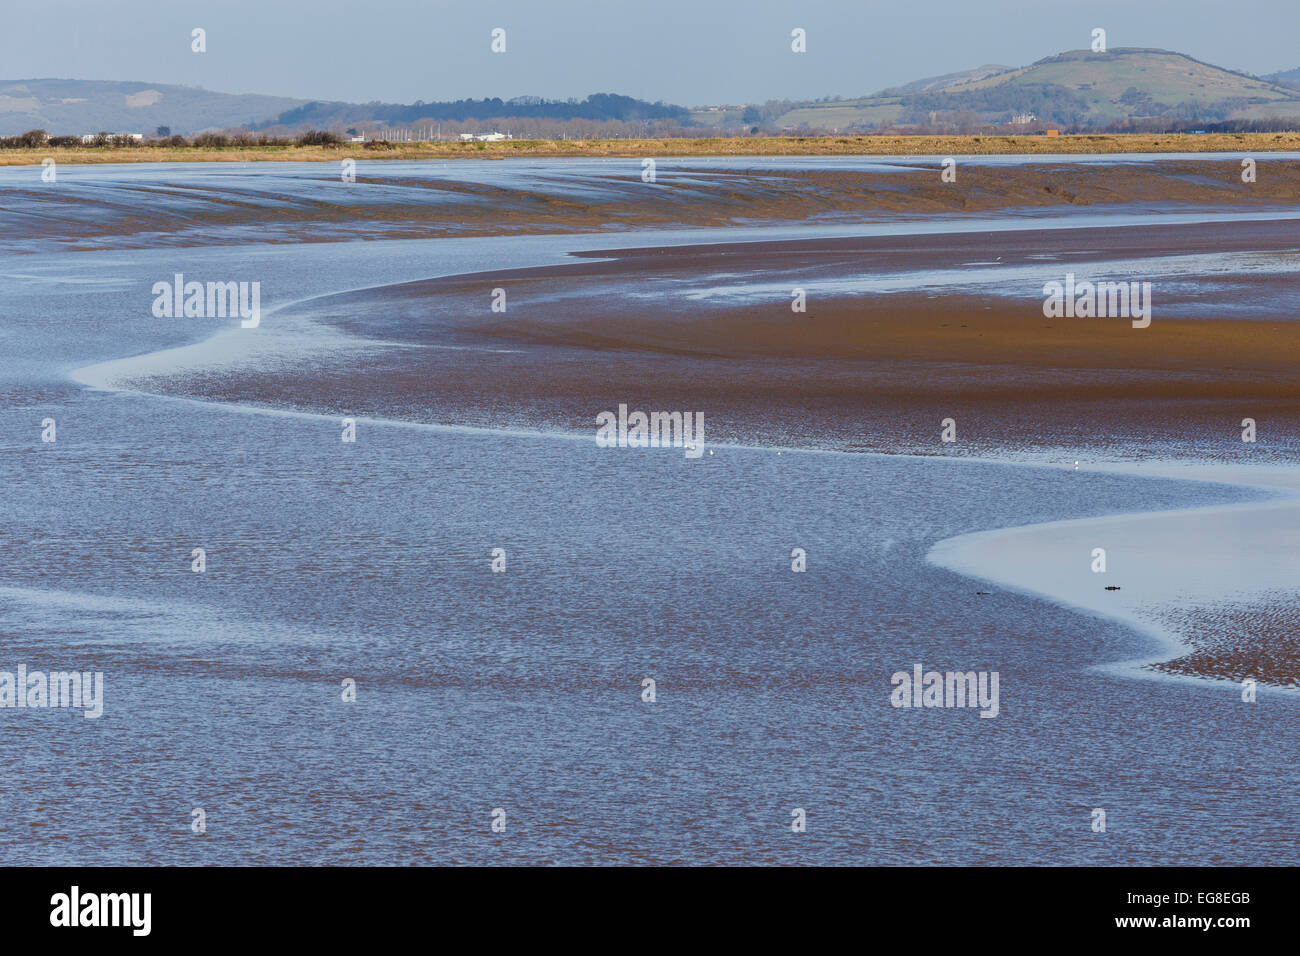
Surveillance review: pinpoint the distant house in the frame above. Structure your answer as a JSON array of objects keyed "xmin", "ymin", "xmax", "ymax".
[
  {"xmin": 349, "ymin": 135, "xmax": 365, "ymax": 143},
  {"xmin": 1010, "ymin": 113, "xmax": 1037, "ymax": 125},
  {"xmin": 459, "ymin": 131, "xmax": 511, "ymax": 142},
  {"xmin": 80, "ymin": 132, "xmax": 144, "ymax": 144}
]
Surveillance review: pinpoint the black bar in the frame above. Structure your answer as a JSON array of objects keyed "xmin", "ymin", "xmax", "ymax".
[{"xmin": 2, "ymin": 866, "xmax": 1288, "ymax": 943}]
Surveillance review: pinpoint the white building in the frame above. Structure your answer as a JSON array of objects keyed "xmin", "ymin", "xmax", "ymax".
[{"xmin": 80, "ymin": 133, "xmax": 144, "ymax": 143}]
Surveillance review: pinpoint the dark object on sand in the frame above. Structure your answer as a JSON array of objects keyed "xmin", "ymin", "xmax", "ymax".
[{"xmin": 1105, "ymin": 586, "xmax": 1122, "ymax": 590}]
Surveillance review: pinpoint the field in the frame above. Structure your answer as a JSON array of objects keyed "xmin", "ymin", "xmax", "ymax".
[{"xmin": 2, "ymin": 131, "xmax": 1299, "ymax": 165}]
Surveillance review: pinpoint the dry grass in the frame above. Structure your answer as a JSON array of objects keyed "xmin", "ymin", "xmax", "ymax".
[{"xmin": 2, "ymin": 132, "xmax": 1299, "ymax": 165}]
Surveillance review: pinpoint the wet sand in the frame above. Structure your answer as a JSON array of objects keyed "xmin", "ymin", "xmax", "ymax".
[
  {"xmin": 113, "ymin": 219, "xmax": 1300, "ymax": 459},
  {"xmin": 6, "ymin": 156, "xmax": 1300, "ymax": 251}
]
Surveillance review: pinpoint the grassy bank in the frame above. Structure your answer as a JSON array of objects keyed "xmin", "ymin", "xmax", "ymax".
[{"xmin": 2, "ymin": 132, "xmax": 1299, "ymax": 165}]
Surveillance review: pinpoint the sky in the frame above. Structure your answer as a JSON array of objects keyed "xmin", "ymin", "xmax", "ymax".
[{"xmin": 3, "ymin": 0, "xmax": 1297, "ymax": 106}]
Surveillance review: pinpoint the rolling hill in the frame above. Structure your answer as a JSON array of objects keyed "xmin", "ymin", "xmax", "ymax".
[
  {"xmin": 0, "ymin": 79, "xmax": 690, "ymax": 139},
  {"xmin": 0, "ymin": 79, "xmax": 305, "ymax": 136},
  {"xmin": 770, "ymin": 48, "xmax": 1300, "ymax": 131}
]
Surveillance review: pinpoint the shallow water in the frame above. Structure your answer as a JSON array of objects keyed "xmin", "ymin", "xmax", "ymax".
[{"xmin": 0, "ymin": 381, "xmax": 1285, "ymax": 865}]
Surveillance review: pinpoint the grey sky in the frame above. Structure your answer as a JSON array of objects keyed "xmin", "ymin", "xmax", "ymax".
[{"xmin": 4, "ymin": 0, "xmax": 1296, "ymax": 106}]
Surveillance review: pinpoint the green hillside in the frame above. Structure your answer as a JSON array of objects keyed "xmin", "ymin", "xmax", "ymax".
[
  {"xmin": 769, "ymin": 48, "xmax": 1300, "ymax": 131},
  {"xmin": 946, "ymin": 49, "xmax": 1300, "ymax": 121}
]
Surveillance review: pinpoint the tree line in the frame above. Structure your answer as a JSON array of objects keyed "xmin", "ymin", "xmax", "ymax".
[{"xmin": 257, "ymin": 93, "xmax": 690, "ymax": 131}]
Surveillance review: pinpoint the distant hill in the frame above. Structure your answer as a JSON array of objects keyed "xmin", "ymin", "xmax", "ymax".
[
  {"xmin": 0, "ymin": 79, "xmax": 304, "ymax": 136},
  {"xmin": 770, "ymin": 48, "xmax": 1300, "ymax": 131},
  {"xmin": 0, "ymin": 79, "xmax": 691, "ymax": 138},
  {"xmin": 882, "ymin": 64, "xmax": 1015, "ymax": 95},
  {"xmin": 938, "ymin": 49, "xmax": 1300, "ymax": 123},
  {"xmin": 1268, "ymin": 67, "xmax": 1300, "ymax": 89}
]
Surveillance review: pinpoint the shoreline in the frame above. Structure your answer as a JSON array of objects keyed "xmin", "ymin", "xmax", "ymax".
[
  {"xmin": 927, "ymin": 478, "xmax": 1300, "ymax": 698},
  {"xmin": 3, "ymin": 132, "xmax": 1300, "ymax": 165}
]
